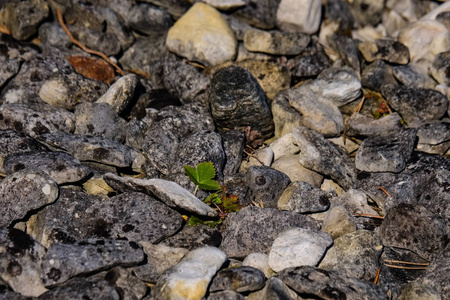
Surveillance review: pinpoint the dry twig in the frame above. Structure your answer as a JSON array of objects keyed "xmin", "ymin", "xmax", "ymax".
[
  {"xmin": 353, "ymin": 213, "xmax": 385, "ymax": 219},
  {"xmin": 383, "ymin": 260, "xmax": 429, "ymax": 266},
  {"xmin": 384, "ymin": 264, "xmax": 428, "ymax": 270}
]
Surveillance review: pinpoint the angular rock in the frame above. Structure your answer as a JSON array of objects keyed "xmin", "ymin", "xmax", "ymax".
[
  {"xmin": 327, "ymin": 34, "xmax": 360, "ymax": 72},
  {"xmin": 272, "ymin": 155, "xmax": 324, "ymax": 188},
  {"xmin": 382, "ymin": 85, "xmax": 448, "ymax": 124},
  {"xmin": 41, "ymin": 239, "xmax": 144, "ymax": 287},
  {"xmin": 0, "ymin": 169, "xmax": 58, "ymax": 227},
  {"xmin": 276, "ymin": 0, "xmax": 322, "ymax": 34},
  {"xmin": 358, "ymin": 39, "xmax": 410, "ymax": 64},
  {"xmin": 220, "ymin": 206, "xmax": 320, "ymax": 259},
  {"xmin": 247, "ymin": 277, "xmax": 298, "ymax": 300},
  {"xmin": 220, "ymin": 130, "xmax": 245, "ymax": 176},
  {"xmin": 231, "ymin": 0, "xmax": 279, "ymax": 29},
  {"xmin": 99, "ymin": 7, "xmax": 135, "ymax": 51},
  {"xmin": 278, "ymin": 181, "xmax": 330, "ymax": 213},
  {"xmin": 3, "ymin": 151, "xmax": 91, "ymax": 184},
  {"xmin": 161, "ymin": 224, "xmax": 222, "ymax": 250},
  {"xmin": 361, "ymin": 60, "xmax": 397, "ymax": 93},
  {"xmin": 268, "ymin": 228, "xmax": 333, "ymax": 272},
  {"xmin": 355, "ymin": 129, "xmax": 417, "ymax": 173},
  {"xmin": 154, "ymin": 247, "xmax": 227, "ymax": 300},
  {"xmin": 271, "ymin": 90, "xmax": 303, "ymax": 138},
  {"xmin": 411, "ymin": 120, "xmax": 450, "ymax": 154},
  {"xmin": 430, "ymin": 50, "xmax": 450, "ymax": 85},
  {"xmin": 322, "ymin": 205, "xmax": 357, "ymax": 239},
  {"xmin": 0, "ymin": 228, "xmax": 48, "ymax": 297},
  {"xmin": 244, "ymin": 166, "xmax": 290, "ymax": 208},
  {"xmin": 392, "ymin": 64, "xmax": 437, "ymax": 89},
  {"xmin": 166, "ymin": 3, "xmax": 237, "ymax": 66},
  {"xmin": 290, "ymin": 37, "xmax": 331, "ymax": 77},
  {"xmin": 346, "ymin": 112, "xmax": 403, "ymax": 138},
  {"xmin": 325, "ymin": 0, "xmax": 354, "ymax": 33},
  {"xmin": 243, "ymin": 29, "xmax": 310, "ymax": 55},
  {"xmin": 292, "ymin": 126, "xmax": 356, "ymax": 190},
  {"xmin": 209, "ymin": 266, "xmax": 266, "ymax": 293},
  {"xmin": 379, "ymin": 203, "xmax": 447, "ymax": 261},
  {"xmin": 103, "ymin": 267, "xmax": 148, "ymax": 300},
  {"xmin": 319, "ymin": 230, "xmax": 383, "ymax": 281},
  {"xmin": 210, "ymin": 65, "xmax": 274, "ymax": 139},
  {"xmin": 239, "ymin": 147, "xmax": 273, "ymax": 172},
  {"xmin": 269, "ymin": 133, "xmax": 300, "ymax": 161},
  {"xmin": 0, "ymin": 103, "xmax": 75, "ymax": 138},
  {"xmin": 96, "ymin": 74, "xmax": 139, "ymax": 115},
  {"xmin": 103, "ymin": 173, "xmax": 217, "ymax": 217},
  {"xmin": 335, "ymin": 189, "xmax": 380, "ymax": 217},
  {"xmin": 277, "ymin": 266, "xmax": 386, "ymax": 299},
  {"xmin": 127, "ymin": 4, "xmax": 172, "ymax": 35},
  {"xmin": 418, "ymin": 169, "xmax": 450, "ymax": 219}
]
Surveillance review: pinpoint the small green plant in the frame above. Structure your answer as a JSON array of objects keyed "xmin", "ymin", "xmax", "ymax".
[{"xmin": 183, "ymin": 162, "xmax": 221, "ymax": 196}]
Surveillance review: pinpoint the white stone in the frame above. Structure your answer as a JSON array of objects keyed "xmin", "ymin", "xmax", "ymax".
[
  {"xmin": 96, "ymin": 74, "xmax": 139, "ymax": 114},
  {"xmin": 271, "ymin": 155, "xmax": 323, "ymax": 188},
  {"xmin": 321, "ymin": 179, "xmax": 345, "ymax": 197},
  {"xmin": 339, "ymin": 189, "xmax": 379, "ymax": 215},
  {"xmin": 200, "ymin": 0, "xmax": 245, "ymax": 10},
  {"xmin": 166, "ymin": 3, "xmax": 237, "ymax": 66},
  {"xmin": 420, "ymin": 1, "xmax": 450, "ymax": 21},
  {"xmin": 268, "ymin": 228, "xmax": 333, "ymax": 272},
  {"xmin": 276, "ymin": 0, "xmax": 322, "ymax": 34},
  {"xmin": 242, "ymin": 252, "xmax": 274, "ymax": 278},
  {"xmin": 239, "ymin": 147, "xmax": 273, "ymax": 172},
  {"xmin": 327, "ymin": 137, "xmax": 360, "ymax": 154},
  {"xmin": 269, "ymin": 133, "xmax": 300, "ymax": 161},
  {"xmin": 155, "ymin": 246, "xmax": 227, "ymax": 300}
]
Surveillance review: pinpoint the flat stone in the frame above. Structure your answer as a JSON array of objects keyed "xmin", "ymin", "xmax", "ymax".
[
  {"xmin": 209, "ymin": 266, "xmax": 266, "ymax": 293},
  {"xmin": 346, "ymin": 112, "xmax": 402, "ymax": 137},
  {"xmin": 244, "ymin": 29, "xmax": 310, "ymax": 55},
  {"xmin": 0, "ymin": 228, "xmax": 48, "ymax": 297},
  {"xmin": 41, "ymin": 239, "xmax": 144, "ymax": 287},
  {"xmin": 0, "ymin": 169, "xmax": 58, "ymax": 227},
  {"xmin": 319, "ymin": 230, "xmax": 383, "ymax": 281},
  {"xmin": 154, "ymin": 246, "xmax": 227, "ymax": 300},
  {"xmin": 278, "ymin": 181, "xmax": 330, "ymax": 213},
  {"xmin": 0, "ymin": 102, "xmax": 75, "ymax": 138},
  {"xmin": 127, "ymin": 4, "xmax": 172, "ymax": 35},
  {"xmin": 292, "ymin": 126, "xmax": 356, "ymax": 190},
  {"xmin": 3, "ymin": 151, "xmax": 91, "ymax": 185},
  {"xmin": 276, "ymin": 0, "xmax": 322, "ymax": 34},
  {"xmin": 209, "ymin": 65, "xmax": 274, "ymax": 139},
  {"xmin": 322, "ymin": 205, "xmax": 357, "ymax": 239},
  {"xmin": 430, "ymin": 50, "xmax": 450, "ymax": 85},
  {"xmin": 166, "ymin": 3, "xmax": 237, "ymax": 66},
  {"xmin": 382, "ymin": 85, "xmax": 448, "ymax": 124},
  {"xmin": 355, "ymin": 129, "xmax": 417, "ymax": 173},
  {"xmin": 277, "ymin": 266, "xmax": 386, "ymax": 299},
  {"xmin": 96, "ymin": 74, "xmax": 139, "ymax": 115},
  {"xmin": 220, "ymin": 206, "xmax": 320, "ymax": 259},
  {"xmin": 358, "ymin": 39, "xmax": 410, "ymax": 64},
  {"xmin": 272, "ymin": 155, "xmax": 324, "ymax": 188},
  {"xmin": 268, "ymin": 228, "xmax": 333, "ymax": 272},
  {"xmin": 103, "ymin": 173, "xmax": 218, "ymax": 217}
]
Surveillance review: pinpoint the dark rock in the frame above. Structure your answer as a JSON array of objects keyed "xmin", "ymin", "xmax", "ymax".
[
  {"xmin": 418, "ymin": 169, "xmax": 450, "ymax": 219},
  {"xmin": 379, "ymin": 203, "xmax": 447, "ymax": 261},
  {"xmin": 346, "ymin": 112, "xmax": 403, "ymax": 138},
  {"xmin": 436, "ymin": 11, "xmax": 450, "ymax": 31},
  {"xmin": 0, "ymin": 169, "xmax": 58, "ymax": 227},
  {"xmin": 277, "ymin": 266, "xmax": 386, "ymax": 299},
  {"xmin": 418, "ymin": 244, "xmax": 450, "ymax": 299},
  {"xmin": 0, "ymin": 103, "xmax": 75, "ymax": 138},
  {"xmin": 99, "ymin": 7, "xmax": 135, "ymax": 51},
  {"xmin": 103, "ymin": 267, "xmax": 149, "ymax": 300},
  {"xmin": 67, "ymin": 25, "xmax": 120, "ymax": 57},
  {"xmin": 392, "ymin": 65, "xmax": 437, "ymax": 89},
  {"xmin": 351, "ymin": 0, "xmax": 383, "ymax": 26},
  {"xmin": 0, "ymin": 32, "xmax": 40, "ymax": 62},
  {"xmin": 243, "ymin": 29, "xmax": 310, "ymax": 55},
  {"xmin": 223, "ymin": 173, "xmax": 249, "ymax": 203},
  {"xmin": 0, "ymin": 57, "xmax": 20, "ymax": 89},
  {"xmin": 355, "ymin": 129, "xmax": 417, "ymax": 173},
  {"xmin": 37, "ymin": 132, "xmax": 133, "ymax": 168},
  {"xmin": 38, "ymin": 22, "xmax": 72, "ymax": 48},
  {"xmin": 127, "ymin": 4, "xmax": 173, "ymax": 35},
  {"xmin": 223, "ymin": 14, "xmax": 253, "ymax": 41},
  {"xmin": 244, "ymin": 166, "xmax": 290, "ymax": 208},
  {"xmin": 271, "ymin": 90, "xmax": 303, "ymax": 138},
  {"xmin": 358, "ymin": 39, "xmax": 410, "ymax": 64},
  {"xmin": 0, "ymin": 228, "xmax": 48, "ymax": 297},
  {"xmin": 292, "ymin": 126, "xmax": 356, "ymax": 190},
  {"xmin": 3, "ymin": 151, "xmax": 91, "ymax": 184},
  {"xmin": 327, "ymin": 34, "xmax": 361, "ymax": 72},
  {"xmin": 74, "ymin": 102, "xmax": 127, "ymax": 143},
  {"xmin": 208, "ymin": 290, "xmax": 245, "ymax": 300},
  {"xmin": 232, "ymin": 0, "xmax": 279, "ymax": 30},
  {"xmin": 139, "ymin": 0, "xmax": 190, "ymax": 18},
  {"xmin": 220, "ymin": 206, "xmax": 320, "ymax": 259},
  {"xmin": 361, "ymin": 60, "xmax": 397, "ymax": 92},
  {"xmin": 220, "ymin": 130, "xmax": 245, "ymax": 176},
  {"xmin": 325, "ymin": 0, "xmax": 355, "ymax": 33},
  {"xmin": 125, "ymin": 118, "xmax": 148, "ymax": 149},
  {"xmin": 129, "ymin": 87, "xmax": 181, "ymax": 120},
  {"xmin": 290, "ymin": 37, "xmax": 331, "ymax": 78},
  {"xmin": 47, "ymin": 0, "xmax": 105, "ymax": 32},
  {"xmin": 412, "ymin": 120, "xmax": 450, "ymax": 155},
  {"xmin": 430, "ymin": 51, "xmax": 450, "ymax": 85},
  {"xmin": 248, "ymin": 277, "xmax": 298, "ymax": 300},
  {"xmin": 278, "ymin": 181, "xmax": 330, "ymax": 213},
  {"xmin": 161, "ymin": 224, "xmax": 222, "ymax": 250},
  {"xmin": 210, "ymin": 266, "xmax": 266, "ymax": 293},
  {"xmin": 382, "ymin": 84, "xmax": 448, "ymax": 124},
  {"xmin": 0, "ymin": 0, "xmax": 49, "ymax": 40},
  {"xmin": 210, "ymin": 65, "xmax": 274, "ymax": 139}
]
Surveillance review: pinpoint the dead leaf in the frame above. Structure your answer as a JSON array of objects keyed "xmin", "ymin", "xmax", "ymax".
[{"xmin": 67, "ymin": 55, "xmax": 115, "ymax": 84}]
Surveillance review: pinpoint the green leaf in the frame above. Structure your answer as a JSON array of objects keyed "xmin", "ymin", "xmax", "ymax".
[
  {"xmin": 184, "ymin": 162, "xmax": 221, "ymax": 191},
  {"xmin": 198, "ymin": 179, "xmax": 221, "ymax": 191},
  {"xmin": 184, "ymin": 165, "xmax": 199, "ymax": 185}
]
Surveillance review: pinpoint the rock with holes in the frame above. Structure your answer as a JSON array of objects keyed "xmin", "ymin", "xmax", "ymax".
[
  {"xmin": 209, "ymin": 266, "xmax": 266, "ymax": 293},
  {"xmin": 3, "ymin": 151, "xmax": 91, "ymax": 184},
  {"xmin": 278, "ymin": 181, "xmax": 330, "ymax": 213},
  {"xmin": 0, "ymin": 169, "xmax": 58, "ymax": 228},
  {"xmin": 0, "ymin": 228, "xmax": 48, "ymax": 297},
  {"xmin": 41, "ymin": 239, "xmax": 144, "ymax": 287}
]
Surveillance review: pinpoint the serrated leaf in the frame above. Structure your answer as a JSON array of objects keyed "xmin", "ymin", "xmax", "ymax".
[
  {"xmin": 184, "ymin": 162, "xmax": 220, "ymax": 191},
  {"xmin": 198, "ymin": 179, "xmax": 221, "ymax": 191},
  {"xmin": 184, "ymin": 165, "xmax": 199, "ymax": 185},
  {"xmin": 197, "ymin": 162, "xmax": 216, "ymax": 181}
]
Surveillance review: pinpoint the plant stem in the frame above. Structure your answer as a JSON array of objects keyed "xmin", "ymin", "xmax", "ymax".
[{"xmin": 194, "ymin": 185, "xmax": 199, "ymax": 196}]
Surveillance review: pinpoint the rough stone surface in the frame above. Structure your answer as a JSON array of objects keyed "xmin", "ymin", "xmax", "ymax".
[
  {"xmin": 271, "ymin": 90, "xmax": 303, "ymax": 138},
  {"xmin": 209, "ymin": 266, "xmax": 266, "ymax": 293},
  {"xmin": 268, "ymin": 228, "xmax": 333, "ymax": 272},
  {"xmin": 247, "ymin": 277, "xmax": 298, "ymax": 300},
  {"xmin": 231, "ymin": 0, "xmax": 279, "ymax": 30},
  {"xmin": 166, "ymin": 3, "xmax": 237, "ymax": 66},
  {"xmin": 351, "ymin": 0, "xmax": 384, "ymax": 26},
  {"xmin": 103, "ymin": 267, "xmax": 148, "ymax": 300},
  {"xmin": 208, "ymin": 290, "xmax": 245, "ymax": 300},
  {"xmin": 358, "ymin": 39, "xmax": 410, "ymax": 64},
  {"xmin": 276, "ymin": 0, "xmax": 322, "ymax": 34},
  {"xmin": 67, "ymin": 25, "xmax": 121, "ymax": 57},
  {"xmin": 393, "ymin": 64, "xmax": 437, "ymax": 89},
  {"xmin": 220, "ymin": 206, "xmax": 320, "ymax": 259},
  {"xmin": 430, "ymin": 51, "xmax": 450, "ymax": 85},
  {"xmin": 361, "ymin": 60, "xmax": 397, "ymax": 93},
  {"xmin": 321, "ymin": 205, "xmax": 357, "ymax": 239},
  {"xmin": 220, "ymin": 130, "xmax": 245, "ymax": 176},
  {"xmin": 327, "ymin": 34, "xmax": 360, "ymax": 73},
  {"xmin": 243, "ymin": 29, "xmax": 310, "ymax": 55},
  {"xmin": 290, "ymin": 37, "xmax": 331, "ymax": 77},
  {"xmin": 96, "ymin": 74, "xmax": 139, "ymax": 115},
  {"xmin": 161, "ymin": 224, "xmax": 222, "ymax": 250},
  {"xmin": 346, "ymin": 112, "xmax": 403, "ymax": 138},
  {"xmin": 278, "ymin": 181, "xmax": 330, "ymax": 213},
  {"xmin": 154, "ymin": 247, "xmax": 227, "ymax": 300}
]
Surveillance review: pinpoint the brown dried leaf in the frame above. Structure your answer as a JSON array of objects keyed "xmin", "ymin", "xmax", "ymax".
[{"xmin": 66, "ymin": 55, "xmax": 115, "ymax": 84}]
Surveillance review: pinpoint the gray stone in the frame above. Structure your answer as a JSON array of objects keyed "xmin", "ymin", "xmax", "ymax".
[
  {"xmin": 268, "ymin": 228, "xmax": 333, "ymax": 272},
  {"xmin": 325, "ymin": 0, "xmax": 354, "ymax": 33},
  {"xmin": 290, "ymin": 37, "xmax": 331, "ymax": 77},
  {"xmin": 220, "ymin": 206, "xmax": 320, "ymax": 259},
  {"xmin": 355, "ymin": 129, "xmax": 417, "ymax": 173},
  {"xmin": 247, "ymin": 277, "xmax": 298, "ymax": 300},
  {"xmin": 38, "ymin": 22, "xmax": 72, "ymax": 49},
  {"xmin": 412, "ymin": 120, "xmax": 450, "ymax": 154},
  {"xmin": 393, "ymin": 64, "xmax": 437, "ymax": 89},
  {"xmin": 161, "ymin": 224, "xmax": 222, "ymax": 250},
  {"xmin": 397, "ymin": 282, "xmax": 441, "ymax": 300},
  {"xmin": 37, "ymin": 132, "xmax": 133, "ymax": 168},
  {"xmin": 269, "ymin": 133, "xmax": 300, "ymax": 161},
  {"xmin": 0, "ymin": 228, "xmax": 48, "ymax": 297},
  {"xmin": 127, "ymin": 4, "xmax": 172, "ymax": 35},
  {"xmin": 224, "ymin": 15, "xmax": 253, "ymax": 41},
  {"xmin": 3, "ymin": 151, "xmax": 91, "ymax": 185},
  {"xmin": 277, "ymin": 266, "xmax": 386, "ymax": 300},
  {"xmin": 272, "ymin": 155, "xmax": 324, "ymax": 188},
  {"xmin": 358, "ymin": 39, "xmax": 410, "ymax": 64},
  {"xmin": 0, "ymin": 0, "xmax": 49, "ymax": 40},
  {"xmin": 0, "ymin": 102, "xmax": 75, "ymax": 138},
  {"xmin": 361, "ymin": 60, "xmax": 397, "ymax": 93},
  {"xmin": 383, "ymin": 84, "xmax": 448, "ymax": 124},
  {"xmin": 0, "ymin": 169, "xmax": 58, "ymax": 227},
  {"xmin": 322, "ymin": 205, "xmax": 357, "ymax": 239},
  {"xmin": 244, "ymin": 29, "xmax": 310, "ymax": 55},
  {"xmin": 271, "ymin": 90, "xmax": 303, "ymax": 138},
  {"xmin": 319, "ymin": 230, "xmax": 383, "ymax": 281},
  {"xmin": 242, "ymin": 253, "xmax": 273, "ymax": 278},
  {"xmin": 327, "ymin": 35, "xmax": 360, "ymax": 72},
  {"xmin": 335, "ymin": 189, "xmax": 380, "ymax": 216},
  {"xmin": 244, "ymin": 166, "xmax": 290, "ymax": 208},
  {"xmin": 239, "ymin": 147, "xmax": 273, "ymax": 172},
  {"xmin": 139, "ymin": 0, "xmax": 190, "ymax": 18},
  {"xmin": 154, "ymin": 247, "xmax": 227, "ymax": 300},
  {"xmin": 47, "ymin": 1, "xmax": 105, "ymax": 32},
  {"xmin": 220, "ymin": 130, "xmax": 245, "ymax": 176},
  {"xmin": 379, "ymin": 203, "xmax": 447, "ymax": 261},
  {"xmin": 418, "ymin": 244, "xmax": 450, "ymax": 300},
  {"xmin": 67, "ymin": 25, "xmax": 120, "ymax": 57},
  {"xmin": 208, "ymin": 290, "xmax": 245, "ymax": 300},
  {"xmin": 103, "ymin": 173, "xmax": 218, "ymax": 217},
  {"xmin": 74, "ymin": 102, "xmax": 127, "ymax": 143},
  {"xmin": 96, "ymin": 74, "xmax": 139, "ymax": 115},
  {"xmin": 418, "ymin": 169, "xmax": 450, "ymax": 219},
  {"xmin": 99, "ymin": 7, "xmax": 135, "ymax": 51},
  {"xmin": 276, "ymin": 0, "xmax": 322, "ymax": 34},
  {"xmin": 210, "ymin": 266, "xmax": 266, "ymax": 293},
  {"xmin": 292, "ymin": 126, "xmax": 356, "ymax": 190},
  {"xmin": 103, "ymin": 267, "xmax": 149, "ymax": 300},
  {"xmin": 278, "ymin": 181, "xmax": 330, "ymax": 213},
  {"xmin": 41, "ymin": 239, "xmax": 144, "ymax": 287},
  {"xmin": 0, "ymin": 33, "xmax": 39, "ymax": 62},
  {"xmin": 210, "ymin": 65, "xmax": 274, "ymax": 139},
  {"xmin": 231, "ymin": 0, "xmax": 279, "ymax": 29},
  {"xmin": 431, "ymin": 51, "xmax": 450, "ymax": 85},
  {"xmin": 346, "ymin": 112, "xmax": 403, "ymax": 137},
  {"xmin": 0, "ymin": 58, "xmax": 20, "ymax": 90}
]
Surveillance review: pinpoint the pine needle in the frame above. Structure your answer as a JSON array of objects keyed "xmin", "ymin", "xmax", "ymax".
[
  {"xmin": 374, "ymin": 268, "xmax": 381, "ymax": 284},
  {"xmin": 377, "ymin": 186, "xmax": 391, "ymax": 197},
  {"xmin": 353, "ymin": 213, "xmax": 384, "ymax": 219},
  {"xmin": 383, "ymin": 260, "xmax": 429, "ymax": 266},
  {"xmin": 384, "ymin": 264, "xmax": 428, "ymax": 270}
]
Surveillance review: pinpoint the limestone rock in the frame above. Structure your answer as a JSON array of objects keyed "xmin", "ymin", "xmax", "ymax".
[{"xmin": 276, "ymin": 0, "xmax": 322, "ymax": 34}]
